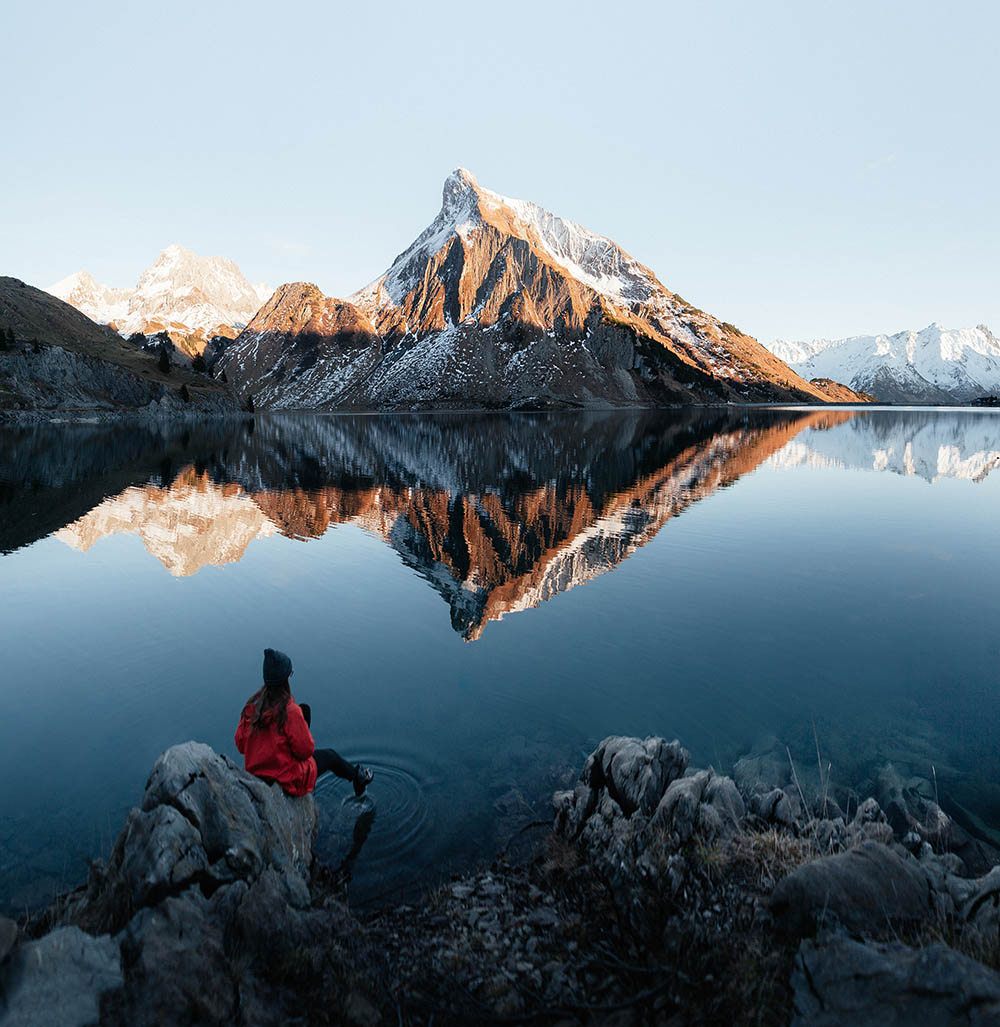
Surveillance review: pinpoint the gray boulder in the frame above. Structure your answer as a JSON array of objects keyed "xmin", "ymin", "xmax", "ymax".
[
  {"xmin": 769, "ymin": 841, "xmax": 949, "ymax": 938},
  {"xmin": 962, "ymin": 865, "xmax": 1000, "ymax": 933},
  {"xmin": 117, "ymin": 805, "xmax": 209, "ymax": 906},
  {"xmin": 652, "ymin": 770, "xmax": 746, "ymax": 842},
  {"xmin": 653, "ymin": 770, "xmax": 710, "ymax": 841},
  {"xmin": 751, "ymin": 787, "xmax": 798, "ymax": 827},
  {"xmin": 581, "ymin": 735, "xmax": 690, "ymax": 816},
  {"xmin": 0, "ymin": 926, "xmax": 122, "ymax": 1027},
  {"xmin": 111, "ymin": 741, "xmax": 316, "ymax": 910},
  {"xmin": 113, "ymin": 892, "xmax": 238, "ymax": 1027},
  {"xmin": 791, "ymin": 935, "xmax": 1000, "ymax": 1025}
]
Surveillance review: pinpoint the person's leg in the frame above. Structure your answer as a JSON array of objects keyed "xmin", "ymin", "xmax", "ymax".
[
  {"xmin": 314, "ymin": 747, "xmax": 374, "ymax": 796},
  {"xmin": 314, "ymin": 747, "xmax": 357, "ymax": 781}
]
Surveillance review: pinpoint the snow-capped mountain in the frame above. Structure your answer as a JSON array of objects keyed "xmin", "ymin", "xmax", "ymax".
[
  {"xmin": 48, "ymin": 246, "xmax": 271, "ymax": 358},
  {"xmin": 48, "ymin": 270, "xmax": 131, "ymax": 325},
  {"xmin": 221, "ymin": 169, "xmax": 859, "ymax": 410},
  {"xmin": 769, "ymin": 324, "xmax": 1000, "ymax": 404}
]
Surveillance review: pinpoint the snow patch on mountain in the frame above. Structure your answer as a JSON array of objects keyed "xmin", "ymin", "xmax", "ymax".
[{"xmin": 477, "ymin": 181, "xmax": 659, "ymax": 305}]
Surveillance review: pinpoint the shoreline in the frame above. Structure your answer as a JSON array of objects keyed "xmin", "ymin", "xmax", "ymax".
[
  {"xmin": 4, "ymin": 399, "xmax": 998, "ymax": 428},
  {"xmin": 4, "ymin": 735, "xmax": 1000, "ymax": 1025}
]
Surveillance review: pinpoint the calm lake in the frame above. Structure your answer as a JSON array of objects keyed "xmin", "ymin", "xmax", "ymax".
[{"xmin": 1, "ymin": 407, "xmax": 998, "ymax": 913}]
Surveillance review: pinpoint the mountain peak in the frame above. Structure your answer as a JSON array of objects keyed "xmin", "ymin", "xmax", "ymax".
[
  {"xmin": 440, "ymin": 167, "xmax": 482, "ymax": 221},
  {"xmin": 50, "ymin": 269, "xmax": 97, "ymax": 292},
  {"xmin": 446, "ymin": 167, "xmax": 478, "ymax": 190},
  {"xmin": 161, "ymin": 243, "xmax": 195, "ymax": 258}
]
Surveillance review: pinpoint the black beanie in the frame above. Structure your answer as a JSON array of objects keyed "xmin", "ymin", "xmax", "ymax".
[{"xmin": 263, "ymin": 648, "xmax": 293, "ymax": 685}]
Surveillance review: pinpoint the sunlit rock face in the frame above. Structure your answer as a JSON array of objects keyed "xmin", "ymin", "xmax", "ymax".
[
  {"xmin": 219, "ymin": 170, "xmax": 859, "ymax": 410},
  {"xmin": 766, "ymin": 411, "xmax": 1000, "ymax": 484},
  {"xmin": 54, "ymin": 469, "xmax": 278, "ymax": 576}
]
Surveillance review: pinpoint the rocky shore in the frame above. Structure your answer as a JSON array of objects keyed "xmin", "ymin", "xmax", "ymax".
[{"xmin": 3, "ymin": 736, "xmax": 1000, "ymax": 1026}]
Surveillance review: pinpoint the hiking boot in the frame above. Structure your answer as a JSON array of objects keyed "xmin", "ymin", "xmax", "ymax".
[{"xmin": 353, "ymin": 764, "xmax": 374, "ymax": 797}]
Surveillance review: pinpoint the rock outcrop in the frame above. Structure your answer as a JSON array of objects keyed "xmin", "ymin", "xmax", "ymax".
[
  {"xmin": 768, "ymin": 841, "xmax": 948, "ymax": 938},
  {"xmin": 3, "ymin": 743, "xmax": 333, "ymax": 1027}
]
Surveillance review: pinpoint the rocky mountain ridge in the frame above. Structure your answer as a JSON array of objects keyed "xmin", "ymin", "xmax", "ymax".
[
  {"xmin": 768, "ymin": 323, "xmax": 1000, "ymax": 404},
  {"xmin": 220, "ymin": 170, "xmax": 864, "ymax": 410},
  {"xmin": 49, "ymin": 245, "xmax": 271, "ymax": 359}
]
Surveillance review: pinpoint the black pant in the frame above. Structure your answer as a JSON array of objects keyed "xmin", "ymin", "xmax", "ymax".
[{"xmin": 300, "ymin": 703, "xmax": 356, "ymax": 781}]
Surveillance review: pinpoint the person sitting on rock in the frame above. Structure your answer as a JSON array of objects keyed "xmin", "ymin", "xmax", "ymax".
[{"xmin": 235, "ymin": 648, "xmax": 374, "ymax": 798}]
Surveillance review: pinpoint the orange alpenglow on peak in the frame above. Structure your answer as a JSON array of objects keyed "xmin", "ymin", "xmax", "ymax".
[{"xmin": 218, "ymin": 171, "xmax": 867, "ymax": 411}]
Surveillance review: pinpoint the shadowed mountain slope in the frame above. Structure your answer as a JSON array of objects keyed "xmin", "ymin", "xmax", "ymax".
[{"xmin": 0, "ymin": 277, "xmax": 233, "ymax": 415}]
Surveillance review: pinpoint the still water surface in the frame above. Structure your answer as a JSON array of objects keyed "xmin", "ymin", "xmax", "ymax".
[{"xmin": 1, "ymin": 408, "xmax": 998, "ymax": 912}]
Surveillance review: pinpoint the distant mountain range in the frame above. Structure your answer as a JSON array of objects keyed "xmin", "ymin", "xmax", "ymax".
[
  {"xmin": 218, "ymin": 169, "xmax": 861, "ymax": 409},
  {"xmin": 49, "ymin": 245, "xmax": 271, "ymax": 360},
  {"xmin": 768, "ymin": 324, "xmax": 1000, "ymax": 404},
  {"xmin": 34, "ymin": 169, "xmax": 1000, "ymax": 415}
]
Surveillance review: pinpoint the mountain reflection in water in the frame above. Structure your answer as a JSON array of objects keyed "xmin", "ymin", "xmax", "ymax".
[{"xmin": 5, "ymin": 409, "xmax": 852, "ymax": 640}]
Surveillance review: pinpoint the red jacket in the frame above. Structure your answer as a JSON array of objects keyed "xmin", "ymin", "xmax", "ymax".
[{"xmin": 234, "ymin": 695, "xmax": 317, "ymax": 796}]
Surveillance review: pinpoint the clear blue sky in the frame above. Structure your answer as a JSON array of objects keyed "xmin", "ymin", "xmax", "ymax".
[{"xmin": 2, "ymin": 0, "xmax": 996, "ymax": 343}]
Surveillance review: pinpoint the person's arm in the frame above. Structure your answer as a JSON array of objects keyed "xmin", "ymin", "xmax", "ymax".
[
  {"xmin": 284, "ymin": 701, "xmax": 315, "ymax": 760},
  {"xmin": 234, "ymin": 705, "xmax": 252, "ymax": 754}
]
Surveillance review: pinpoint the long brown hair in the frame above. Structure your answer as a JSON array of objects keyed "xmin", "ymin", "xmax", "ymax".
[{"xmin": 246, "ymin": 679, "xmax": 291, "ymax": 730}]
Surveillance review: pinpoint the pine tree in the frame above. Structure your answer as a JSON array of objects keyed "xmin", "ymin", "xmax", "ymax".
[
  {"xmin": 221, "ymin": 369, "xmax": 229, "ymax": 384},
  {"xmin": 158, "ymin": 347, "xmax": 171, "ymax": 374},
  {"xmin": 245, "ymin": 394, "xmax": 255, "ymax": 413},
  {"xmin": 179, "ymin": 384, "xmax": 191, "ymax": 403},
  {"xmin": 191, "ymin": 353, "xmax": 207, "ymax": 374}
]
